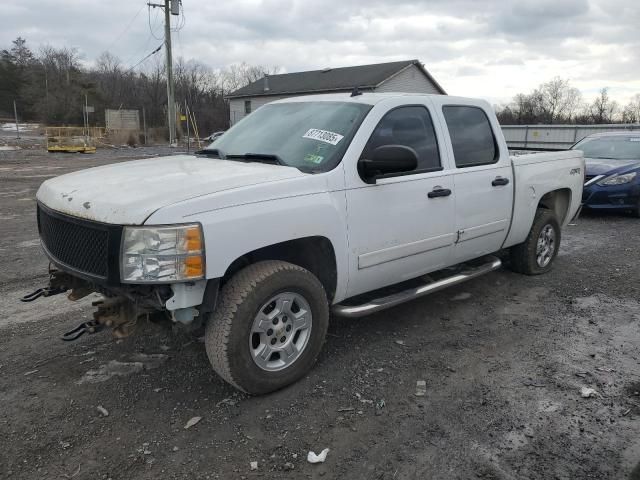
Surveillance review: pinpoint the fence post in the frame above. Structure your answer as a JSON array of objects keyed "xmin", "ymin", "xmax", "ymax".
[
  {"xmin": 142, "ymin": 107, "xmax": 147, "ymax": 145},
  {"xmin": 13, "ymin": 100, "xmax": 20, "ymax": 139},
  {"xmin": 184, "ymin": 100, "xmax": 190, "ymax": 153},
  {"xmin": 523, "ymin": 125, "xmax": 529, "ymax": 149}
]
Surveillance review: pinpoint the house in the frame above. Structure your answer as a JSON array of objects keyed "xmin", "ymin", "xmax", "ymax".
[{"xmin": 226, "ymin": 59, "xmax": 446, "ymax": 125}]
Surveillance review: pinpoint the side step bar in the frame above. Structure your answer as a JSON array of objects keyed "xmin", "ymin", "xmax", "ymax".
[{"xmin": 332, "ymin": 256, "xmax": 502, "ymax": 318}]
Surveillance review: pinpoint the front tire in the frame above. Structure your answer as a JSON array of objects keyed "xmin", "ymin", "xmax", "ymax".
[
  {"xmin": 205, "ymin": 260, "xmax": 329, "ymax": 394},
  {"xmin": 509, "ymin": 208, "xmax": 561, "ymax": 275}
]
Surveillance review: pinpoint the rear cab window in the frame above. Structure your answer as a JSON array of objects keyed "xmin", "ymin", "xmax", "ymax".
[{"xmin": 442, "ymin": 105, "xmax": 498, "ymax": 168}]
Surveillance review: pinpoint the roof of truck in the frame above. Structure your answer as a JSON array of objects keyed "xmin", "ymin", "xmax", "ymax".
[
  {"xmin": 271, "ymin": 92, "xmax": 491, "ymax": 108},
  {"xmin": 271, "ymin": 92, "xmax": 483, "ymax": 106}
]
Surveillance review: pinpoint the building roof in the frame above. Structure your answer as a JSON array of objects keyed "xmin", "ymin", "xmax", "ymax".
[{"xmin": 226, "ymin": 59, "xmax": 446, "ymax": 98}]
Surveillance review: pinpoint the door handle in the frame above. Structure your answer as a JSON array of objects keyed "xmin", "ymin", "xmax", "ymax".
[
  {"xmin": 492, "ymin": 177, "xmax": 510, "ymax": 186},
  {"xmin": 428, "ymin": 187, "xmax": 452, "ymax": 198}
]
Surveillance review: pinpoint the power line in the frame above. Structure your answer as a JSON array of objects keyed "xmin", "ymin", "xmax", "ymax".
[
  {"xmin": 126, "ymin": 44, "xmax": 163, "ymax": 72},
  {"xmin": 104, "ymin": 3, "xmax": 146, "ymax": 53},
  {"xmin": 122, "ymin": 31, "xmax": 154, "ymax": 67},
  {"xmin": 148, "ymin": 4, "xmax": 164, "ymax": 40}
]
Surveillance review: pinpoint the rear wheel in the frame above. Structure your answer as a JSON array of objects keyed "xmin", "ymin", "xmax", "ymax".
[
  {"xmin": 510, "ymin": 208, "xmax": 561, "ymax": 275},
  {"xmin": 205, "ymin": 260, "xmax": 329, "ymax": 394}
]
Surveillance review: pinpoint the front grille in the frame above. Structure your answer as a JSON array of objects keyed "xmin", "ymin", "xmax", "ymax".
[{"xmin": 38, "ymin": 206, "xmax": 110, "ymax": 278}]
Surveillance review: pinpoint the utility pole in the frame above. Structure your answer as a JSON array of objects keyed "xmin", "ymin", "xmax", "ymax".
[
  {"xmin": 164, "ymin": 0, "xmax": 176, "ymax": 145},
  {"xmin": 148, "ymin": 0, "xmax": 179, "ymax": 145}
]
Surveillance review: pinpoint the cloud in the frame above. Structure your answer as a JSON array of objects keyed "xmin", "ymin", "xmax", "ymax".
[
  {"xmin": 456, "ymin": 66, "xmax": 484, "ymax": 76},
  {"xmin": 0, "ymin": 0, "xmax": 638, "ymax": 104}
]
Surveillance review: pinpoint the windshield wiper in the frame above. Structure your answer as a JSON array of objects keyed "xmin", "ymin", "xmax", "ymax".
[
  {"xmin": 225, "ymin": 153, "xmax": 286, "ymax": 166},
  {"xmin": 195, "ymin": 148, "xmax": 226, "ymax": 159}
]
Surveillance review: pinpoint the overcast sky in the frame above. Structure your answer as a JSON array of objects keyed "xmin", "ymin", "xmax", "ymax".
[{"xmin": 3, "ymin": 0, "xmax": 638, "ymax": 105}]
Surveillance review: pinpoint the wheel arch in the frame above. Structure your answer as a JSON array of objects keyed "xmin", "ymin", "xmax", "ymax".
[
  {"xmin": 504, "ymin": 186, "xmax": 573, "ymax": 249},
  {"xmin": 222, "ymin": 236, "xmax": 338, "ymax": 302},
  {"xmin": 537, "ymin": 188, "xmax": 572, "ymax": 224}
]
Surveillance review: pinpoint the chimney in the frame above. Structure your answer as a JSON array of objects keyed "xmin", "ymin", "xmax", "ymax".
[{"xmin": 263, "ymin": 74, "xmax": 270, "ymax": 92}]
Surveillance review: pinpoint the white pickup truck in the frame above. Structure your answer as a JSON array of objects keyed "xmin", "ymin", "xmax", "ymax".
[{"xmin": 29, "ymin": 92, "xmax": 584, "ymax": 394}]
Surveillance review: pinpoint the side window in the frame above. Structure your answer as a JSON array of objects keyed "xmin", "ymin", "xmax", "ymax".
[
  {"xmin": 442, "ymin": 106, "xmax": 497, "ymax": 168},
  {"xmin": 361, "ymin": 106, "xmax": 441, "ymax": 173}
]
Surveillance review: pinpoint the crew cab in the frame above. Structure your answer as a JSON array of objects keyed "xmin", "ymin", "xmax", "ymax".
[{"xmin": 29, "ymin": 93, "xmax": 584, "ymax": 394}]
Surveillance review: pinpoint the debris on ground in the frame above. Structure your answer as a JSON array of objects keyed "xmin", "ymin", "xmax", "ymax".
[
  {"xmin": 23, "ymin": 369, "xmax": 38, "ymax": 376},
  {"xmin": 216, "ymin": 397, "xmax": 238, "ymax": 407},
  {"xmin": 416, "ymin": 380, "xmax": 427, "ymax": 397},
  {"xmin": 307, "ymin": 448, "xmax": 330, "ymax": 464},
  {"xmin": 596, "ymin": 366, "xmax": 615, "ymax": 373},
  {"xmin": 581, "ymin": 387, "xmax": 597, "ymax": 398},
  {"xmin": 451, "ymin": 292, "xmax": 472, "ymax": 301},
  {"xmin": 337, "ymin": 407, "xmax": 355, "ymax": 412},
  {"xmin": 250, "ymin": 461, "xmax": 258, "ymax": 470},
  {"xmin": 355, "ymin": 392, "xmax": 373, "ymax": 404},
  {"xmin": 394, "ymin": 339, "xmax": 405, "ymax": 345},
  {"xmin": 376, "ymin": 399, "xmax": 386, "ymax": 416},
  {"xmin": 77, "ymin": 355, "xmax": 168, "ymax": 384},
  {"xmin": 96, "ymin": 405, "xmax": 109, "ymax": 417},
  {"xmin": 184, "ymin": 416, "xmax": 202, "ymax": 429},
  {"xmin": 62, "ymin": 463, "xmax": 81, "ymax": 479},
  {"xmin": 523, "ymin": 379, "xmax": 546, "ymax": 387}
]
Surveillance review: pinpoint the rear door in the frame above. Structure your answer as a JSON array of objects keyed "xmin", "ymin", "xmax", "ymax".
[
  {"xmin": 432, "ymin": 100, "xmax": 513, "ymax": 263},
  {"xmin": 343, "ymin": 98, "xmax": 457, "ymax": 298}
]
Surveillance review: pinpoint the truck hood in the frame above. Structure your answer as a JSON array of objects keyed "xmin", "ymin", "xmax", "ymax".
[
  {"xmin": 36, "ymin": 155, "xmax": 306, "ymax": 224},
  {"xmin": 585, "ymin": 157, "xmax": 640, "ymax": 176}
]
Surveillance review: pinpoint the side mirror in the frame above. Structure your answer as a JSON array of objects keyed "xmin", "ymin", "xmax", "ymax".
[{"xmin": 358, "ymin": 145, "xmax": 418, "ymax": 183}]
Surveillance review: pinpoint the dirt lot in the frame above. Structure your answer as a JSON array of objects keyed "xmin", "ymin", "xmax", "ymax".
[{"xmin": 1, "ymin": 144, "xmax": 639, "ymax": 480}]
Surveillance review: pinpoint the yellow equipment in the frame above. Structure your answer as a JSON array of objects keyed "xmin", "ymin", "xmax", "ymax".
[{"xmin": 46, "ymin": 127, "xmax": 104, "ymax": 153}]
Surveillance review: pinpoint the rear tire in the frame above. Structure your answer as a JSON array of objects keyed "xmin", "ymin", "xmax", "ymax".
[
  {"xmin": 510, "ymin": 208, "xmax": 561, "ymax": 275},
  {"xmin": 205, "ymin": 260, "xmax": 329, "ymax": 395}
]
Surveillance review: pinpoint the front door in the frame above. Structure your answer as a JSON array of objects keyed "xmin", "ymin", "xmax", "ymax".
[{"xmin": 344, "ymin": 101, "xmax": 457, "ymax": 298}]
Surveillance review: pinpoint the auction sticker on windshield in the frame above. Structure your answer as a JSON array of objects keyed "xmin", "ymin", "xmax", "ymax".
[{"xmin": 303, "ymin": 128, "xmax": 344, "ymax": 146}]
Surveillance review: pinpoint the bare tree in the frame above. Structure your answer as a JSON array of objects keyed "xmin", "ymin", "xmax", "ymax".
[
  {"xmin": 533, "ymin": 77, "xmax": 582, "ymax": 123},
  {"xmin": 622, "ymin": 94, "xmax": 640, "ymax": 123},
  {"xmin": 588, "ymin": 88, "xmax": 619, "ymax": 124},
  {"xmin": 0, "ymin": 36, "xmax": 279, "ymax": 130},
  {"xmin": 220, "ymin": 62, "xmax": 280, "ymax": 94}
]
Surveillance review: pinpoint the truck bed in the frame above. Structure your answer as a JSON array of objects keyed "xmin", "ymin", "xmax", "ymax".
[{"xmin": 504, "ymin": 150, "xmax": 584, "ymax": 249}]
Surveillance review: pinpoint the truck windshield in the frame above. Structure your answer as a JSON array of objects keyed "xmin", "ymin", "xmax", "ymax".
[
  {"xmin": 572, "ymin": 135, "xmax": 640, "ymax": 160},
  {"xmin": 202, "ymin": 101, "xmax": 371, "ymax": 173}
]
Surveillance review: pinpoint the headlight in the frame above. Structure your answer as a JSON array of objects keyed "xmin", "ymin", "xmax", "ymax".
[
  {"xmin": 121, "ymin": 224, "xmax": 204, "ymax": 283},
  {"xmin": 599, "ymin": 172, "xmax": 637, "ymax": 186}
]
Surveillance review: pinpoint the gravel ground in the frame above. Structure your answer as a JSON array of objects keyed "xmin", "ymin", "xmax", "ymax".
[{"xmin": 1, "ymin": 145, "xmax": 639, "ymax": 480}]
